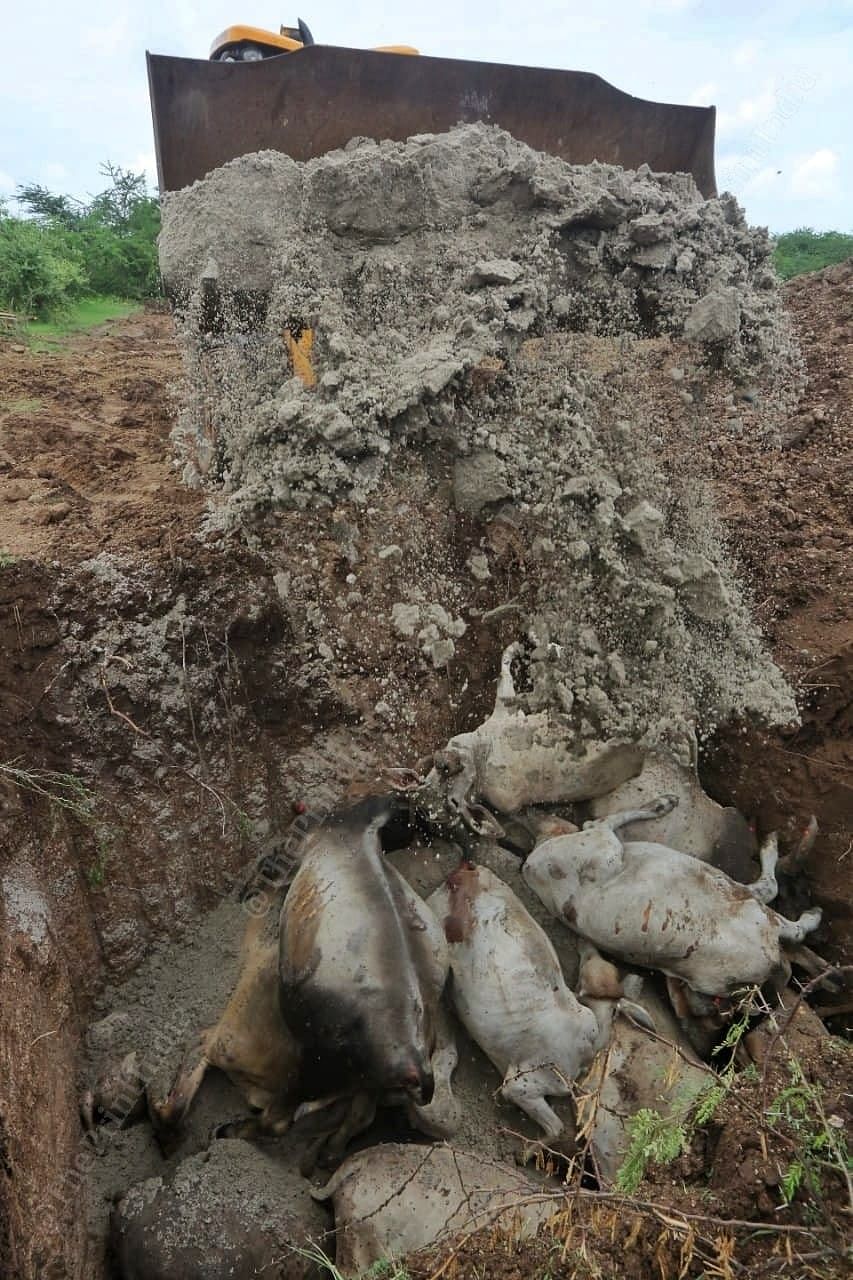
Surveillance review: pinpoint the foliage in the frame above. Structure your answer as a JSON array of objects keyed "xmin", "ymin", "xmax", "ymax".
[
  {"xmin": 0, "ymin": 164, "xmax": 161, "ymax": 319},
  {"xmin": 291, "ymin": 1242, "xmax": 410, "ymax": 1280},
  {"xmin": 773, "ymin": 227, "xmax": 853, "ymax": 280},
  {"xmin": 87, "ymin": 826, "xmax": 115, "ymax": 889},
  {"xmin": 616, "ymin": 993, "xmax": 851, "ymax": 1220},
  {"xmin": 767, "ymin": 1060, "xmax": 851, "ymax": 1207},
  {"xmin": 26, "ymin": 297, "xmax": 139, "ymax": 349},
  {"xmin": 616, "ymin": 1105, "xmax": 691, "ymax": 1194},
  {"xmin": 616, "ymin": 998, "xmax": 755, "ymax": 1193},
  {"xmin": 0, "ymin": 215, "xmax": 87, "ymax": 318}
]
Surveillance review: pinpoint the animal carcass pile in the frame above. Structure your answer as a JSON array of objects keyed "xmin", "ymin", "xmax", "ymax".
[
  {"xmin": 94, "ymin": 686, "xmax": 833, "ymax": 1277},
  {"xmin": 78, "ymin": 126, "xmax": 844, "ymax": 1275}
]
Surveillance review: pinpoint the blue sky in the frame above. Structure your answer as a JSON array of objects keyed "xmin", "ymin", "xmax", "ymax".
[{"xmin": 2, "ymin": 1, "xmax": 851, "ymax": 231}]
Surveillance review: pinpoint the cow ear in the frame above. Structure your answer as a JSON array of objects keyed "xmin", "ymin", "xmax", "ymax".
[
  {"xmin": 464, "ymin": 803, "xmax": 505, "ymax": 840},
  {"xmin": 578, "ymin": 950, "xmax": 623, "ymax": 1000}
]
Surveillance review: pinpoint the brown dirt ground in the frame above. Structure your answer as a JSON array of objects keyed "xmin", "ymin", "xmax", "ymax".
[
  {"xmin": 702, "ymin": 263, "xmax": 852, "ymax": 989},
  {"xmin": 0, "ymin": 262, "xmax": 850, "ymax": 1280},
  {"xmin": 0, "ymin": 309, "xmax": 202, "ymax": 561}
]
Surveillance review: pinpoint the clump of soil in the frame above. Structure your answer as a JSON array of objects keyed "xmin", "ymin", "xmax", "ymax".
[
  {"xmin": 161, "ymin": 125, "xmax": 800, "ymax": 521},
  {"xmin": 161, "ymin": 125, "xmax": 801, "ymax": 756}
]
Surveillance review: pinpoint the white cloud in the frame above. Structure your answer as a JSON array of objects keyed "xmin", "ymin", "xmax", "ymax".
[
  {"xmin": 790, "ymin": 148, "xmax": 840, "ymax": 198},
  {"xmin": 717, "ymin": 86, "xmax": 778, "ymax": 136},
  {"xmin": 743, "ymin": 165, "xmax": 783, "ymax": 194},
  {"xmin": 688, "ymin": 81, "xmax": 717, "ymax": 106},
  {"xmin": 82, "ymin": 14, "xmax": 130, "ymax": 58},
  {"xmin": 43, "ymin": 162, "xmax": 69, "ymax": 182},
  {"xmin": 732, "ymin": 39, "xmax": 762, "ymax": 69},
  {"xmin": 0, "ymin": 170, "xmax": 15, "ymax": 194}
]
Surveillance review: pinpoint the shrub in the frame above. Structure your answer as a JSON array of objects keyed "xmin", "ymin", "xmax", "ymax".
[
  {"xmin": 11, "ymin": 164, "xmax": 162, "ymax": 306},
  {"xmin": 0, "ymin": 215, "xmax": 87, "ymax": 318},
  {"xmin": 773, "ymin": 227, "xmax": 853, "ymax": 280}
]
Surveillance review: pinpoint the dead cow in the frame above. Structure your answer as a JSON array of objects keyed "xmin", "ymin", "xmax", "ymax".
[
  {"xmin": 588, "ymin": 751, "xmax": 756, "ymax": 880},
  {"xmin": 149, "ymin": 909, "xmax": 301, "ymax": 1139},
  {"xmin": 523, "ymin": 795, "xmax": 822, "ymax": 998},
  {"xmin": 428, "ymin": 862, "xmax": 651, "ymax": 1147},
  {"xmin": 578, "ymin": 975, "xmax": 709, "ymax": 1184},
  {"xmin": 312, "ymin": 1142, "xmax": 555, "ymax": 1275},
  {"xmin": 279, "ymin": 795, "xmax": 459, "ymax": 1167},
  {"xmin": 424, "ymin": 642, "xmax": 643, "ymax": 833}
]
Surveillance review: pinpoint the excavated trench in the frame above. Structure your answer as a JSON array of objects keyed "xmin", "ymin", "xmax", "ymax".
[{"xmin": 0, "ymin": 131, "xmax": 850, "ymax": 1279}]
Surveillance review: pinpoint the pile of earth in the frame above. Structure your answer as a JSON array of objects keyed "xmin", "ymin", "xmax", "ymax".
[{"xmin": 160, "ymin": 123, "xmax": 801, "ymax": 761}]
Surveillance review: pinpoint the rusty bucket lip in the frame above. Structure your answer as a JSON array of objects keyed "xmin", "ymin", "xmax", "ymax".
[{"xmin": 146, "ymin": 43, "xmax": 716, "ymax": 198}]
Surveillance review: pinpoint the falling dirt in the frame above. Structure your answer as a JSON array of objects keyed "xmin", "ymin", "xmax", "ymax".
[{"xmin": 0, "ymin": 184, "xmax": 850, "ymax": 1280}]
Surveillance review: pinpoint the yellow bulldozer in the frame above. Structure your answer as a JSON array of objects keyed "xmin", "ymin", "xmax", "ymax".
[{"xmin": 146, "ymin": 17, "xmax": 716, "ymax": 197}]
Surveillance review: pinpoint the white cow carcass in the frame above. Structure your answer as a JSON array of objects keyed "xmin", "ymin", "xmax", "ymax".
[
  {"xmin": 523, "ymin": 795, "xmax": 822, "ymax": 998},
  {"xmin": 425, "ymin": 643, "xmax": 643, "ymax": 833},
  {"xmin": 588, "ymin": 751, "xmax": 756, "ymax": 879},
  {"xmin": 428, "ymin": 862, "xmax": 652, "ymax": 1147}
]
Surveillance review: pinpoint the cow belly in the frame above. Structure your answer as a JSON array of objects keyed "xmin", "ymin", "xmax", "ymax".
[
  {"xmin": 451, "ymin": 948, "xmax": 568, "ymax": 1075},
  {"xmin": 573, "ymin": 888, "xmax": 778, "ymax": 993}
]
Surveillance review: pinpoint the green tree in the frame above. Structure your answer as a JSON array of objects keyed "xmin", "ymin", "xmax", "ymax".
[
  {"xmin": 15, "ymin": 183, "xmax": 85, "ymax": 229},
  {"xmin": 773, "ymin": 227, "xmax": 853, "ymax": 280},
  {"xmin": 14, "ymin": 164, "xmax": 161, "ymax": 302},
  {"xmin": 0, "ymin": 214, "xmax": 87, "ymax": 318}
]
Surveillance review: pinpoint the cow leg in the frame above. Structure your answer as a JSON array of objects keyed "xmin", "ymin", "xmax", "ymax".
[
  {"xmin": 259, "ymin": 1096, "xmax": 295, "ymax": 1136},
  {"xmin": 495, "ymin": 641, "xmax": 522, "ymax": 706},
  {"xmin": 500, "ymin": 1068, "xmax": 564, "ymax": 1144},
  {"xmin": 215, "ymin": 1094, "xmax": 294, "ymax": 1141},
  {"xmin": 148, "ymin": 1030, "xmax": 211, "ymax": 1131},
  {"xmin": 786, "ymin": 944, "xmax": 844, "ymax": 992},
  {"xmin": 747, "ymin": 832, "xmax": 779, "ymax": 904},
  {"xmin": 777, "ymin": 907, "xmax": 822, "ymax": 944},
  {"xmin": 408, "ymin": 1011, "xmax": 460, "ymax": 1139},
  {"xmin": 587, "ymin": 793, "xmax": 678, "ymax": 834},
  {"xmin": 318, "ymin": 1092, "xmax": 377, "ymax": 1166},
  {"xmin": 294, "ymin": 1090, "xmax": 350, "ymax": 1123}
]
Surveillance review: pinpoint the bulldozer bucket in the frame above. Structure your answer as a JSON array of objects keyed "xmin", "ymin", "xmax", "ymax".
[{"xmin": 147, "ymin": 45, "xmax": 716, "ymax": 196}]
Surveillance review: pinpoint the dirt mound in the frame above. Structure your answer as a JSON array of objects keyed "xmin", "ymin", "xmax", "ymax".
[
  {"xmin": 701, "ymin": 261, "xmax": 853, "ymax": 982},
  {"xmin": 162, "ymin": 123, "xmax": 800, "ymax": 514},
  {"xmin": 160, "ymin": 126, "xmax": 800, "ymax": 755}
]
